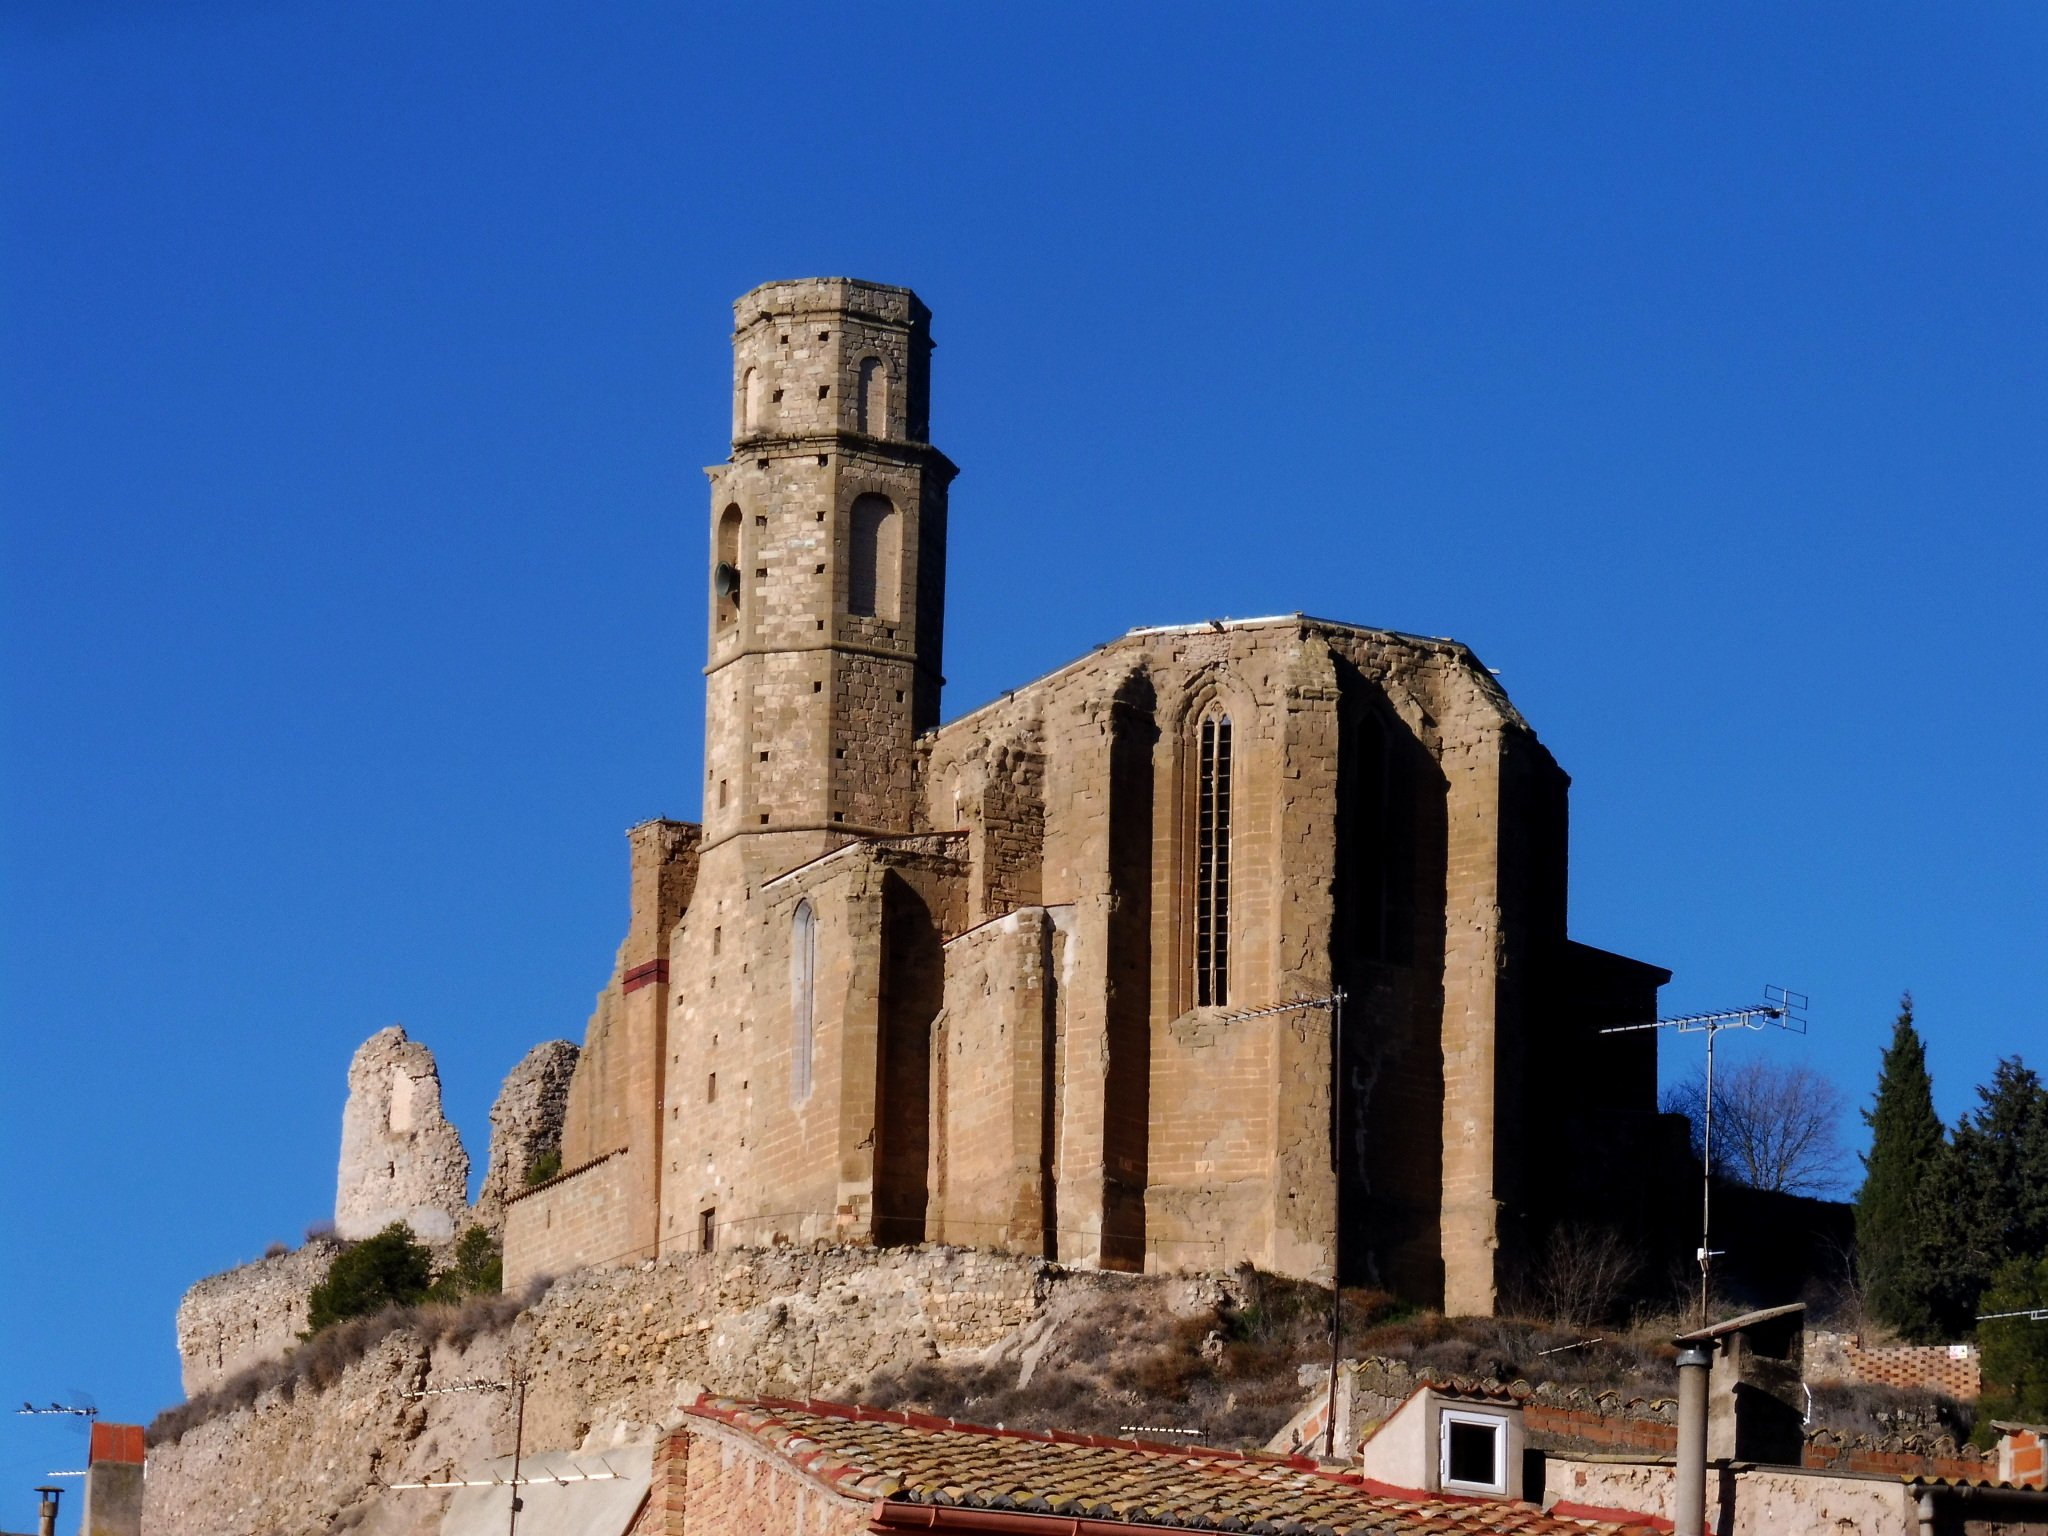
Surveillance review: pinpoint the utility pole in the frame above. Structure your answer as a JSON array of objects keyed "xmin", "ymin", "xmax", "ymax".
[
  {"xmin": 1601, "ymin": 986, "xmax": 1808, "ymax": 1326},
  {"xmin": 1221, "ymin": 988, "xmax": 1348, "ymax": 1458},
  {"xmin": 400, "ymin": 1374, "xmax": 529, "ymax": 1535}
]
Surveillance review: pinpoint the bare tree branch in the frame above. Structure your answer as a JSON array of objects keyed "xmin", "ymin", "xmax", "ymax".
[{"xmin": 1658, "ymin": 1058, "xmax": 1851, "ymax": 1198}]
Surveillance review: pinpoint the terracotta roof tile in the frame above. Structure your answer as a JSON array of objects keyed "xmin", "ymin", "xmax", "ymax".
[{"xmin": 686, "ymin": 1396, "xmax": 1661, "ymax": 1534}]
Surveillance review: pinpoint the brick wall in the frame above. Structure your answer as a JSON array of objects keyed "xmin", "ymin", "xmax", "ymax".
[
  {"xmin": 1850, "ymin": 1340, "xmax": 1980, "ymax": 1398},
  {"xmin": 1525, "ymin": 1402, "xmax": 1679, "ymax": 1455},
  {"xmin": 636, "ymin": 1420, "xmax": 866, "ymax": 1536},
  {"xmin": 2002, "ymin": 1426, "xmax": 2047, "ymax": 1489},
  {"xmin": 1801, "ymin": 1436, "xmax": 1993, "ymax": 1481},
  {"xmin": 502, "ymin": 1146, "xmax": 636, "ymax": 1291}
]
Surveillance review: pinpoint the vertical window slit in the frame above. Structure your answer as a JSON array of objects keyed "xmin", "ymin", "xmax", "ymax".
[{"xmin": 791, "ymin": 899, "xmax": 816, "ymax": 1103}]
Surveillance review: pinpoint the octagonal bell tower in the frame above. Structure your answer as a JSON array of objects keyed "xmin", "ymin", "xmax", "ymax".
[{"xmin": 702, "ymin": 279, "xmax": 955, "ymax": 850}]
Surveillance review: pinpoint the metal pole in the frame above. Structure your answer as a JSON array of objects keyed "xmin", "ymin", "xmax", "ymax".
[
  {"xmin": 1323, "ymin": 987, "xmax": 1345, "ymax": 1461},
  {"xmin": 1700, "ymin": 1026, "xmax": 1716, "ymax": 1327},
  {"xmin": 1674, "ymin": 1346, "xmax": 1710, "ymax": 1536},
  {"xmin": 506, "ymin": 1375, "xmax": 526, "ymax": 1536}
]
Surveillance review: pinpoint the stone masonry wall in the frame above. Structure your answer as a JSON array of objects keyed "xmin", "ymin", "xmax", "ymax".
[
  {"xmin": 335, "ymin": 1026, "xmax": 470, "ymax": 1242},
  {"xmin": 474, "ymin": 1039, "xmax": 580, "ymax": 1229},
  {"xmin": 147, "ymin": 1245, "xmax": 1209, "ymax": 1536},
  {"xmin": 181, "ymin": 1028, "xmax": 582, "ymax": 1395},
  {"xmin": 502, "ymin": 1147, "xmax": 635, "ymax": 1293},
  {"xmin": 174, "ymin": 1238, "xmax": 340, "ymax": 1397}
]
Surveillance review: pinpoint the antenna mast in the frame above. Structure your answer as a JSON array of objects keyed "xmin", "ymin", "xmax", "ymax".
[{"xmin": 1602, "ymin": 985, "xmax": 1809, "ymax": 1325}]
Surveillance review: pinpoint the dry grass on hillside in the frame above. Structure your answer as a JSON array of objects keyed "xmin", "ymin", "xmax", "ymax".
[
  {"xmin": 865, "ymin": 1270, "xmax": 1406, "ymax": 1449},
  {"xmin": 148, "ymin": 1290, "xmax": 533, "ymax": 1447}
]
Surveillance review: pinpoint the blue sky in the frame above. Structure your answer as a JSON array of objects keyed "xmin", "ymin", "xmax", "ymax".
[{"xmin": 2, "ymin": 1, "xmax": 2044, "ymax": 1510}]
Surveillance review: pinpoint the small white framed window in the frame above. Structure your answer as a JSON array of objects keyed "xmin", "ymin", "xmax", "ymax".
[{"xmin": 1439, "ymin": 1408, "xmax": 1508, "ymax": 1496}]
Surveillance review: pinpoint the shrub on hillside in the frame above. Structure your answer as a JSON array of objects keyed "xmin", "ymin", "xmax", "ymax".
[
  {"xmin": 305, "ymin": 1223, "xmax": 434, "ymax": 1335},
  {"xmin": 149, "ymin": 1286, "xmax": 538, "ymax": 1448},
  {"xmin": 429, "ymin": 1226, "xmax": 503, "ymax": 1303}
]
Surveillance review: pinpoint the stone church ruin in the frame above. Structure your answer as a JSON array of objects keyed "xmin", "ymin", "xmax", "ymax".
[
  {"xmin": 503, "ymin": 278, "xmax": 1670, "ymax": 1316},
  {"xmin": 176, "ymin": 278, "xmax": 1675, "ymax": 1396}
]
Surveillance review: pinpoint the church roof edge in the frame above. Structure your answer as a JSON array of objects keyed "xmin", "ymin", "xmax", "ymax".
[{"xmin": 935, "ymin": 613, "xmax": 1528, "ymax": 737}]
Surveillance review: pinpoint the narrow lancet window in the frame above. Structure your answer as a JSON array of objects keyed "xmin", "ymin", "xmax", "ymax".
[
  {"xmin": 714, "ymin": 506, "xmax": 742, "ymax": 630},
  {"xmin": 790, "ymin": 899, "xmax": 817, "ymax": 1103},
  {"xmin": 1195, "ymin": 711, "xmax": 1232, "ymax": 1006},
  {"xmin": 848, "ymin": 494, "xmax": 899, "ymax": 619},
  {"xmin": 857, "ymin": 356, "xmax": 888, "ymax": 436}
]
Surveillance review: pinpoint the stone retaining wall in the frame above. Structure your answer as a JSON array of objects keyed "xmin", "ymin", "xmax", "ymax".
[
  {"xmin": 174, "ymin": 1239, "xmax": 340, "ymax": 1397},
  {"xmin": 146, "ymin": 1244, "xmax": 1197, "ymax": 1536}
]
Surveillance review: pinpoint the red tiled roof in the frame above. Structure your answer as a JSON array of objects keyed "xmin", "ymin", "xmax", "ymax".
[{"xmin": 685, "ymin": 1396, "xmax": 1661, "ymax": 1534}]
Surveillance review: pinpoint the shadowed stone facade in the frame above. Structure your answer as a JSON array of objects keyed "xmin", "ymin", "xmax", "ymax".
[{"xmin": 505, "ymin": 278, "xmax": 1669, "ymax": 1313}]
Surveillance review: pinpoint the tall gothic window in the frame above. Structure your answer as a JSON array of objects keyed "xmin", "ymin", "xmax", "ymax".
[
  {"xmin": 1195, "ymin": 711, "xmax": 1232, "ymax": 1007},
  {"xmin": 790, "ymin": 900, "xmax": 816, "ymax": 1104}
]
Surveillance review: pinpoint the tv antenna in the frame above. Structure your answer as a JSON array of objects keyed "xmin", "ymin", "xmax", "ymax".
[
  {"xmin": 1979, "ymin": 1306, "xmax": 2048, "ymax": 1324},
  {"xmin": 1601, "ymin": 985, "xmax": 1809, "ymax": 1325},
  {"xmin": 393, "ymin": 1374, "xmax": 531, "ymax": 1536}
]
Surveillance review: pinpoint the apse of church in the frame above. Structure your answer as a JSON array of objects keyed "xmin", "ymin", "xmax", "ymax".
[{"xmin": 505, "ymin": 279, "xmax": 1669, "ymax": 1317}]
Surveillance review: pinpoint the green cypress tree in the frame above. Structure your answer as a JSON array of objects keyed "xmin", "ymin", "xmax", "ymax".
[
  {"xmin": 1857, "ymin": 994, "xmax": 1945, "ymax": 1335},
  {"xmin": 1974, "ymin": 1253, "xmax": 2048, "ymax": 1445},
  {"xmin": 1913, "ymin": 1057, "xmax": 2048, "ymax": 1336}
]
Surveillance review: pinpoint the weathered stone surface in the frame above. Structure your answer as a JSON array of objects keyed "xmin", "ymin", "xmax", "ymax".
[
  {"xmin": 335, "ymin": 1026, "xmax": 470, "ymax": 1242},
  {"xmin": 474, "ymin": 1039, "xmax": 579, "ymax": 1229},
  {"xmin": 519, "ymin": 277, "xmax": 1672, "ymax": 1317},
  {"xmin": 173, "ymin": 1238, "xmax": 340, "ymax": 1397},
  {"xmin": 146, "ymin": 1245, "xmax": 1217, "ymax": 1536}
]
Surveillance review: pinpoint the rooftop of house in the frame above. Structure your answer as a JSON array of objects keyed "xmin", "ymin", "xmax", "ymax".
[{"xmin": 685, "ymin": 1395, "xmax": 1662, "ymax": 1535}]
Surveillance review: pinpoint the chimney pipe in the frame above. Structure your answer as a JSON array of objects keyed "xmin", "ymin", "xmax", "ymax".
[
  {"xmin": 1675, "ymin": 1345, "xmax": 1711, "ymax": 1536},
  {"xmin": 35, "ymin": 1486, "xmax": 62, "ymax": 1536}
]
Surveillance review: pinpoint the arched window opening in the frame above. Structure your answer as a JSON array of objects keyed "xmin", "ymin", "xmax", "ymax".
[
  {"xmin": 848, "ymin": 493, "xmax": 900, "ymax": 620},
  {"xmin": 857, "ymin": 357, "xmax": 888, "ymax": 436},
  {"xmin": 741, "ymin": 367, "xmax": 765, "ymax": 432},
  {"xmin": 1195, "ymin": 711, "xmax": 1232, "ymax": 1007},
  {"xmin": 714, "ymin": 506, "xmax": 743, "ymax": 629},
  {"xmin": 790, "ymin": 900, "xmax": 817, "ymax": 1104}
]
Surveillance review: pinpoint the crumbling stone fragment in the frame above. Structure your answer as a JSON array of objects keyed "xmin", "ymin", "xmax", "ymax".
[
  {"xmin": 334, "ymin": 1025, "xmax": 470, "ymax": 1241},
  {"xmin": 475, "ymin": 1039, "xmax": 579, "ymax": 1229}
]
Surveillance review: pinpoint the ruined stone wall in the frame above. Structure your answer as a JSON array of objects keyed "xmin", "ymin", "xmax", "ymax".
[
  {"xmin": 335, "ymin": 1026, "xmax": 471, "ymax": 1242},
  {"xmin": 183, "ymin": 1027, "xmax": 582, "ymax": 1394},
  {"xmin": 475, "ymin": 1039, "xmax": 579, "ymax": 1228},
  {"xmin": 174, "ymin": 1238, "xmax": 340, "ymax": 1396},
  {"xmin": 147, "ymin": 1246, "xmax": 1204, "ymax": 1536}
]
